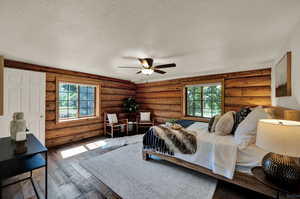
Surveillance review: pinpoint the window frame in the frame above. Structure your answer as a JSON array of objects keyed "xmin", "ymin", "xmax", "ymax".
[
  {"xmin": 56, "ymin": 77, "xmax": 101, "ymax": 124},
  {"xmin": 182, "ymin": 79, "xmax": 224, "ymax": 121}
]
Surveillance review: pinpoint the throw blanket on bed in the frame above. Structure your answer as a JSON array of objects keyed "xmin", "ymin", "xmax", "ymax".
[{"xmin": 144, "ymin": 126, "xmax": 197, "ymax": 154}]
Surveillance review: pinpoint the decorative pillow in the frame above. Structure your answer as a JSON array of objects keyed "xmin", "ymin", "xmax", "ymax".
[
  {"xmin": 231, "ymin": 107, "xmax": 252, "ymax": 134},
  {"xmin": 211, "ymin": 115, "xmax": 221, "ymax": 132},
  {"xmin": 140, "ymin": 112, "xmax": 151, "ymax": 121},
  {"xmin": 234, "ymin": 106, "xmax": 271, "ymax": 148},
  {"xmin": 215, "ymin": 111, "xmax": 235, "ymax": 136},
  {"xmin": 175, "ymin": 120, "xmax": 195, "ymax": 128},
  {"xmin": 208, "ymin": 116, "xmax": 216, "ymax": 132},
  {"xmin": 107, "ymin": 113, "xmax": 118, "ymax": 124}
]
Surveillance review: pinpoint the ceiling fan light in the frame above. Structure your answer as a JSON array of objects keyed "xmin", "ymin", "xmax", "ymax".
[
  {"xmin": 141, "ymin": 68, "xmax": 154, "ymax": 75},
  {"xmin": 141, "ymin": 60, "xmax": 149, "ymax": 67}
]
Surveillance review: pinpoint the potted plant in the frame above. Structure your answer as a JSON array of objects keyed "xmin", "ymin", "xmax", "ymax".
[
  {"xmin": 166, "ymin": 118, "xmax": 177, "ymax": 127},
  {"xmin": 123, "ymin": 97, "xmax": 139, "ymax": 121}
]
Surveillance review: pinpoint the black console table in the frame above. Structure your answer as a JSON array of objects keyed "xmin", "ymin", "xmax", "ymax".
[{"xmin": 0, "ymin": 134, "xmax": 48, "ymax": 199}]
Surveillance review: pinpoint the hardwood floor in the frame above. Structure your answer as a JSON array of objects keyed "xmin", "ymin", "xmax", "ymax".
[{"xmin": 1, "ymin": 135, "xmax": 272, "ymax": 199}]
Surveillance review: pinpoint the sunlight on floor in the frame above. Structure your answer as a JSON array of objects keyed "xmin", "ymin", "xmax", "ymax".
[
  {"xmin": 85, "ymin": 140, "xmax": 107, "ymax": 150},
  {"xmin": 60, "ymin": 139, "xmax": 109, "ymax": 159},
  {"xmin": 60, "ymin": 146, "xmax": 88, "ymax": 159}
]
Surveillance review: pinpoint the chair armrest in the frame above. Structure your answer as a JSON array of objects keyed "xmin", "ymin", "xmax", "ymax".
[
  {"xmin": 119, "ymin": 119, "xmax": 128, "ymax": 124},
  {"xmin": 106, "ymin": 122, "xmax": 115, "ymax": 127}
]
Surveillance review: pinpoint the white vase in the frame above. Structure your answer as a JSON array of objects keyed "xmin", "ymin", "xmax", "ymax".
[{"xmin": 10, "ymin": 112, "xmax": 26, "ymax": 141}]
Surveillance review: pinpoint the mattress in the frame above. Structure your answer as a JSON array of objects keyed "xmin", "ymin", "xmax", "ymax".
[{"xmin": 174, "ymin": 122, "xmax": 268, "ymax": 175}]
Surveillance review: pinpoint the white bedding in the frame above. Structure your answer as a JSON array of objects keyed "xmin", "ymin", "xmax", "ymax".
[
  {"xmin": 172, "ymin": 122, "xmax": 267, "ymax": 179},
  {"xmin": 236, "ymin": 143, "xmax": 268, "ymax": 174}
]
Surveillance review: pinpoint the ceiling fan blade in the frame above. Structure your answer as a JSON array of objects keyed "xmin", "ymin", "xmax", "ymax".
[
  {"xmin": 118, "ymin": 66, "xmax": 140, "ymax": 69},
  {"xmin": 154, "ymin": 63, "xmax": 176, "ymax": 69},
  {"xmin": 122, "ymin": 56, "xmax": 140, "ymax": 60},
  {"xmin": 145, "ymin": 58, "xmax": 153, "ymax": 67},
  {"xmin": 136, "ymin": 71, "xmax": 142, "ymax": 74},
  {"xmin": 154, "ymin": 69, "xmax": 166, "ymax": 74},
  {"xmin": 138, "ymin": 58, "xmax": 153, "ymax": 68},
  {"xmin": 154, "ymin": 51, "xmax": 193, "ymax": 59}
]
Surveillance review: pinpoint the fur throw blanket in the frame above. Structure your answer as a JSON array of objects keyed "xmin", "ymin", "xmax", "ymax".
[{"xmin": 153, "ymin": 126, "xmax": 197, "ymax": 154}]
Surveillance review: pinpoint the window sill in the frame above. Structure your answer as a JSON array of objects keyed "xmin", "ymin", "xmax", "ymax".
[
  {"xmin": 181, "ymin": 116, "xmax": 210, "ymax": 123},
  {"xmin": 57, "ymin": 116, "xmax": 100, "ymax": 124}
]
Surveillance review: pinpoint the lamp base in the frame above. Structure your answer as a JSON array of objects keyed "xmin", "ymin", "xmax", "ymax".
[{"xmin": 262, "ymin": 152, "xmax": 300, "ymax": 185}]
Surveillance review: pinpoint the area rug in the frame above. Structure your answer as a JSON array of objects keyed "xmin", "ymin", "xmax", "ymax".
[
  {"xmin": 81, "ymin": 142, "xmax": 217, "ymax": 199},
  {"xmin": 89, "ymin": 134, "xmax": 144, "ymax": 148}
]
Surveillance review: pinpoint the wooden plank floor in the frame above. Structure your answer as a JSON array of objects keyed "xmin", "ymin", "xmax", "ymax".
[{"xmin": 1, "ymin": 135, "xmax": 272, "ymax": 199}]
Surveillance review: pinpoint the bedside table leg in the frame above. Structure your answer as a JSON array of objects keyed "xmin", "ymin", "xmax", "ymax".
[{"xmin": 277, "ymin": 191, "xmax": 285, "ymax": 199}]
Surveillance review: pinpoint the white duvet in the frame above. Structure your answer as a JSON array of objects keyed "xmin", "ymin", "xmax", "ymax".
[{"xmin": 173, "ymin": 122, "xmax": 267, "ymax": 179}]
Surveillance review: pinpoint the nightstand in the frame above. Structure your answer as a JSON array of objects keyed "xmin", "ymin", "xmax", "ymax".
[{"xmin": 251, "ymin": 166, "xmax": 300, "ymax": 199}]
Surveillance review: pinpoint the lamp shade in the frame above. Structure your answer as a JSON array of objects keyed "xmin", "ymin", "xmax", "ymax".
[{"xmin": 256, "ymin": 119, "xmax": 300, "ymax": 158}]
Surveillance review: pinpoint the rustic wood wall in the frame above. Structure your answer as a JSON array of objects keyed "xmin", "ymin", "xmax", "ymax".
[
  {"xmin": 136, "ymin": 68, "xmax": 271, "ymax": 123},
  {"xmin": 45, "ymin": 73, "xmax": 136, "ymax": 147},
  {"xmin": 5, "ymin": 60, "xmax": 136, "ymax": 147},
  {"xmin": 4, "ymin": 59, "xmax": 272, "ymax": 146}
]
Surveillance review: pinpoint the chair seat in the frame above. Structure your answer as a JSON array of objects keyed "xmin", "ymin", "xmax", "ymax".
[
  {"xmin": 139, "ymin": 121, "xmax": 153, "ymax": 124},
  {"xmin": 107, "ymin": 123, "xmax": 127, "ymax": 127}
]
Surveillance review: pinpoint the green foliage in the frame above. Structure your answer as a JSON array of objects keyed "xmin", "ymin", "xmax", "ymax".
[
  {"xmin": 166, "ymin": 118, "xmax": 177, "ymax": 124},
  {"xmin": 123, "ymin": 97, "xmax": 139, "ymax": 113},
  {"xmin": 186, "ymin": 85, "xmax": 222, "ymax": 118},
  {"xmin": 59, "ymin": 83, "xmax": 96, "ymax": 119}
]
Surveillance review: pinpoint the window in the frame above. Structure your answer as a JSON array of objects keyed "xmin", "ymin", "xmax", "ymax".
[
  {"xmin": 185, "ymin": 82, "xmax": 223, "ymax": 118},
  {"xmin": 58, "ymin": 81, "xmax": 97, "ymax": 121}
]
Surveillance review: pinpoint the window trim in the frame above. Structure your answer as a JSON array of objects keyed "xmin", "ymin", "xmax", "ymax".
[
  {"xmin": 56, "ymin": 76, "xmax": 101, "ymax": 124},
  {"xmin": 181, "ymin": 79, "xmax": 224, "ymax": 121}
]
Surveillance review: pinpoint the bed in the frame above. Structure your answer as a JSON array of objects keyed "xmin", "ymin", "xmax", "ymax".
[{"xmin": 142, "ymin": 107, "xmax": 300, "ymax": 199}]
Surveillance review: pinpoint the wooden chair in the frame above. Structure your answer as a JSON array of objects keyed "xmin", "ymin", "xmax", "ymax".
[
  {"xmin": 136, "ymin": 110, "xmax": 155, "ymax": 133},
  {"xmin": 104, "ymin": 112, "xmax": 128, "ymax": 138}
]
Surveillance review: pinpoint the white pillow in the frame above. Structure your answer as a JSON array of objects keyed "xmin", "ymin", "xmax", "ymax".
[
  {"xmin": 140, "ymin": 112, "xmax": 151, "ymax": 121},
  {"xmin": 234, "ymin": 107, "xmax": 270, "ymax": 148},
  {"xmin": 215, "ymin": 111, "xmax": 235, "ymax": 136},
  {"xmin": 107, "ymin": 113, "xmax": 118, "ymax": 124}
]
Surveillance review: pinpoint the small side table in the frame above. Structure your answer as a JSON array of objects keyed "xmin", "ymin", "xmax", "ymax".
[
  {"xmin": 0, "ymin": 134, "xmax": 48, "ymax": 199},
  {"xmin": 251, "ymin": 166, "xmax": 300, "ymax": 199},
  {"xmin": 128, "ymin": 121, "xmax": 138, "ymax": 134}
]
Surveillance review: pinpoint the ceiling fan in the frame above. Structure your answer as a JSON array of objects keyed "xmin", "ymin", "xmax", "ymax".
[{"xmin": 118, "ymin": 58, "xmax": 176, "ymax": 75}]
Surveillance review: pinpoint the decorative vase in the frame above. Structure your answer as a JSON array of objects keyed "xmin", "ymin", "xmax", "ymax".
[
  {"xmin": 10, "ymin": 112, "xmax": 27, "ymax": 141},
  {"xmin": 262, "ymin": 152, "xmax": 300, "ymax": 185}
]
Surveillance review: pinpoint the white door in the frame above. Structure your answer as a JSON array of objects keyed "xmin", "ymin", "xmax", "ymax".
[{"xmin": 0, "ymin": 68, "xmax": 45, "ymax": 145}]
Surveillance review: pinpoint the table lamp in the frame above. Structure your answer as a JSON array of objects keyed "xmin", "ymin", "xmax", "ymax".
[{"xmin": 256, "ymin": 119, "xmax": 300, "ymax": 185}]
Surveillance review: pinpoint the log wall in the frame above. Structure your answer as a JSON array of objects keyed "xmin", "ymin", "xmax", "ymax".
[
  {"xmin": 45, "ymin": 73, "xmax": 136, "ymax": 147},
  {"xmin": 5, "ymin": 60, "xmax": 136, "ymax": 147},
  {"xmin": 4, "ymin": 59, "xmax": 272, "ymax": 146},
  {"xmin": 136, "ymin": 68, "xmax": 272, "ymax": 123}
]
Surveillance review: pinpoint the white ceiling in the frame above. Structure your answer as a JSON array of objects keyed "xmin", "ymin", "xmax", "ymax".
[{"xmin": 0, "ymin": 0, "xmax": 300, "ymax": 83}]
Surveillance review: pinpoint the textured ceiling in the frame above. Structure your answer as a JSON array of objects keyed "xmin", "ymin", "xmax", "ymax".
[{"xmin": 0, "ymin": 0, "xmax": 300, "ymax": 82}]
